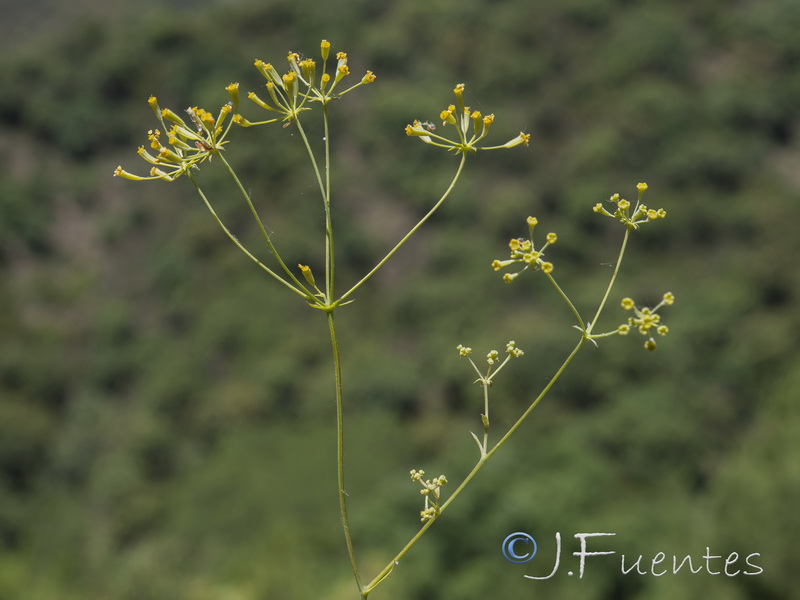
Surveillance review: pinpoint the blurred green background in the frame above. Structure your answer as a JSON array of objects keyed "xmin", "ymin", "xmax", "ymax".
[{"xmin": 1, "ymin": 0, "xmax": 799, "ymax": 598}]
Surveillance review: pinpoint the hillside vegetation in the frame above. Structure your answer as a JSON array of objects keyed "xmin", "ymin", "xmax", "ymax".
[{"xmin": 0, "ymin": 0, "xmax": 799, "ymax": 598}]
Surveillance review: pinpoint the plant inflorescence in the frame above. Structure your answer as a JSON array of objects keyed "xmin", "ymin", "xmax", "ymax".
[{"xmin": 115, "ymin": 40, "xmax": 673, "ymax": 599}]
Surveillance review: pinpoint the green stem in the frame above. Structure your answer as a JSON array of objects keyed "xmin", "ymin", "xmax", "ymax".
[
  {"xmin": 362, "ymin": 336, "xmax": 585, "ymax": 596},
  {"xmin": 216, "ymin": 152, "xmax": 312, "ymax": 295},
  {"xmin": 587, "ymin": 226, "xmax": 631, "ymax": 335},
  {"xmin": 546, "ymin": 273, "xmax": 585, "ymax": 330},
  {"xmin": 482, "ymin": 382, "xmax": 490, "ymax": 452},
  {"xmin": 362, "ymin": 225, "xmax": 634, "ymax": 597},
  {"xmin": 336, "ymin": 154, "xmax": 468, "ymax": 306},
  {"xmin": 323, "ymin": 104, "xmax": 334, "ymax": 300},
  {"xmin": 187, "ymin": 173, "xmax": 311, "ymax": 301},
  {"xmin": 293, "ymin": 117, "xmax": 334, "ymax": 302},
  {"xmin": 327, "ymin": 311, "xmax": 362, "ymax": 591}
]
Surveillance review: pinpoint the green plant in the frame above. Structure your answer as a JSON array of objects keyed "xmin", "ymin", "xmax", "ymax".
[{"xmin": 115, "ymin": 40, "xmax": 673, "ymax": 599}]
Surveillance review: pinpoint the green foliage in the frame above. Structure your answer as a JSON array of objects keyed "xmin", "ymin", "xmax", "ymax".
[{"xmin": 1, "ymin": 0, "xmax": 799, "ymax": 598}]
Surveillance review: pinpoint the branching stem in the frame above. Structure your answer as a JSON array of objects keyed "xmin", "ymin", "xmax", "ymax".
[{"xmin": 362, "ymin": 225, "xmax": 633, "ymax": 597}]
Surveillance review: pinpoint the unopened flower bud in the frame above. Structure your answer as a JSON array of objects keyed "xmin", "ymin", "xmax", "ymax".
[
  {"xmin": 225, "ymin": 83, "xmax": 240, "ymax": 109},
  {"xmin": 502, "ymin": 272, "xmax": 518, "ymax": 284},
  {"xmin": 147, "ymin": 95, "xmax": 160, "ymax": 116},
  {"xmin": 502, "ymin": 132, "xmax": 531, "ymax": 148},
  {"xmin": 160, "ymin": 108, "xmax": 187, "ymax": 127},
  {"xmin": 298, "ymin": 264, "xmax": 316, "ymax": 287}
]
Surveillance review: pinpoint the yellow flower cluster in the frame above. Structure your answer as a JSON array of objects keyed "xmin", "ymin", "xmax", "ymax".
[
  {"xmin": 240, "ymin": 40, "xmax": 376, "ymax": 127},
  {"xmin": 617, "ymin": 292, "xmax": 675, "ymax": 351},
  {"xmin": 491, "ymin": 215, "xmax": 557, "ymax": 283},
  {"xmin": 114, "ymin": 96, "xmax": 234, "ymax": 182},
  {"xmin": 114, "ymin": 41, "xmax": 376, "ymax": 182},
  {"xmin": 405, "ymin": 83, "xmax": 530, "ymax": 154},
  {"xmin": 410, "ymin": 469, "xmax": 448, "ymax": 522},
  {"xmin": 592, "ymin": 183, "xmax": 667, "ymax": 229}
]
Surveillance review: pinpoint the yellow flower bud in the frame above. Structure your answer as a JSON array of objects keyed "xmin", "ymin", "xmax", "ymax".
[
  {"xmin": 147, "ymin": 95, "xmax": 160, "ymax": 116},
  {"xmin": 282, "ymin": 71, "xmax": 298, "ymax": 97},
  {"xmin": 299, "ymin": 59, "xmax": 316, "ymax": 86},
  {"xmin": 334, "ymin": 64, "xmax": 350, "ymax": 84},
  {"xmin": 161, "ymin": 108, "xmax": 188, "ymax": 127},
  {"xmin": 502, "ymin": 132, "xmax": 530, "ymax": 148},
  {"xmin": 157, "ymin": 146, "xmax": 183, "ymax": 163},
  {"xmin": 233, "ymin": 114, "xmax": 254, "ymax": 127},
  {"xmin": 225, "ymin": 83, "xmax": 239, "ymax": 110},
  {"xmin": 298, "ymin": 264, "xmax": 316, "ymax": 287}
]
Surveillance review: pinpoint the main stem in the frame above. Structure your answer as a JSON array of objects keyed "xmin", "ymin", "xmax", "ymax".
[
  {"xmin": 327, "ymin": 311, "xmax": 362, "ymax": 590},
  {"xmin": 310, "ymin": 111, "xmax": 360, "ymax": 588},
  {"xmin": 294, "ymin": 117, "xmax": 334, "ymax": 302},
  {"xmin": 323, "ymin": 104, "xmax": 334, "ymax": 299}
]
